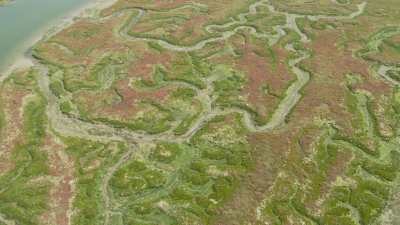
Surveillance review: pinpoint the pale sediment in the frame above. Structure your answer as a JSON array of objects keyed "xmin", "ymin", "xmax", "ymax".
[{"xmin": 0, "ymin": 0, "xmax": 118, "ymax": 83}]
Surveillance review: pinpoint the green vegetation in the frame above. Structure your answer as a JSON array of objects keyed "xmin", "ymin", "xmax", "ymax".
[
  {"xmin": 2, "ymin": 0, "xmax": 400, "ymax": 224},
  {"xmin": 260, "ymin": 85, "xmax": 400, "ymax": 225},
  {"xmin": 66, "ymin": 139, "xmax": 108, "ymax": 224},
  {"xmin": 106, "ymin": 114, "xmax": 251, "ymax": 225},
  {"xmin": 0, "ymin": 70, "xmax": 50, "ymax": 225}
]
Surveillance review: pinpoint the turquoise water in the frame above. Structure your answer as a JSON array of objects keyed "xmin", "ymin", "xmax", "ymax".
[{"xmin": 0, "ymin": 0, "xmax": 90, "ymax": 71}]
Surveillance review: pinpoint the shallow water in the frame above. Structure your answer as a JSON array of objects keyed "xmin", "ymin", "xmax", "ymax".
[{"xmin": 0, "ymin": 0, "xmax": 90, "ymax": 71}]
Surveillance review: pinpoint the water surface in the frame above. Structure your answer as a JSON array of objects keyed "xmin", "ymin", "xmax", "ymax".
[{"xmin": 0, "ymin": 0, "xmax": 90, "ymax": 71}]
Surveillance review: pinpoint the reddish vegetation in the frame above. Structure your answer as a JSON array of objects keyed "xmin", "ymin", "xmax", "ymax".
[
  {"xmin": 36, "ymin": 15, "xmax": 127, "ymax": 66},
  {"xmin": 94, "ymin": 51, "xmax": 175, "ymax": 120},
  {"xmin": 103, "ymin": 0, "xmax": 251, "ymax": 46},
  {"xmin": 234, "ymin": 36, "xmax": 293, "ymax": 119},
  {"xmin": 304, "ymin": 29, "xmax": 390, "ymax": 94},
  {"xmin": 213, "ymin": 131, "xmax": 291, "ymax": 225},
  {"xmin": 41, "ymin": 135, "xmax": 74, "ymax": 225},
  {"xmin": 296, "ymin": 126, "xmax": 322, "ymax": 155},
  {"xmin": 99, "ymin": 80, "xmax": 174, "ymax": 120},
  {"xmin": 55, "ymin": 20, "xmax": 112, "ymax": 54},
  {"xmin": 0, "ymin": 85, "xmax": 30, "ymax": 175},
  {"xmin": 172, "ymin": 15, "xmax": 210, "ymax": 44},
  {"xmin": 295, "ymin": 80, "xmax": 353, "ymax": 132},
  {"xmin": 292, "ymin": 29, "xmax": 390, "ymax": 133},
  {"xmin": 131, "ymin": 9, "xmax": 210, "ymax": 45},
  {"xmin": 325, "ymin": 150, "xmax": 352, "ymax": 184},
  {"xmin": 101, "ymin": 0, "xmax": 192, "ymax": 16},
  {"xmin": 128, "ymin": 51, "xmax": 173, "ymax": 80}
]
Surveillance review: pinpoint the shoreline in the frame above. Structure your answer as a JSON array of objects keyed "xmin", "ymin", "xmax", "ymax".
[{"xmin": 0, "ymin": 0, "xmax": 118, "ymax": 83}]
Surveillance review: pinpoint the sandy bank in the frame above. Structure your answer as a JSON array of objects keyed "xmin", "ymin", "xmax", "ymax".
[{"xmin": 0, "ymin": 0, "xmax": 118, "ymax": 83}]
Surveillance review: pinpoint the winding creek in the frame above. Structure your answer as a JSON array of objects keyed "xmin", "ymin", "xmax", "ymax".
[
  {"xmin": 34, "ymin": 4, "xmax": 369, "ymax": 219},
  {"xmin": 41, "ymin": 0, "xmax": 368, "ymax": 143},
  {"xmin": 0, "ymin": 0, "xmax": 373, "ymax": 142},
  {"xmin": 1, "ymin": 1, "xmax": 374, "ymax": 223}
]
